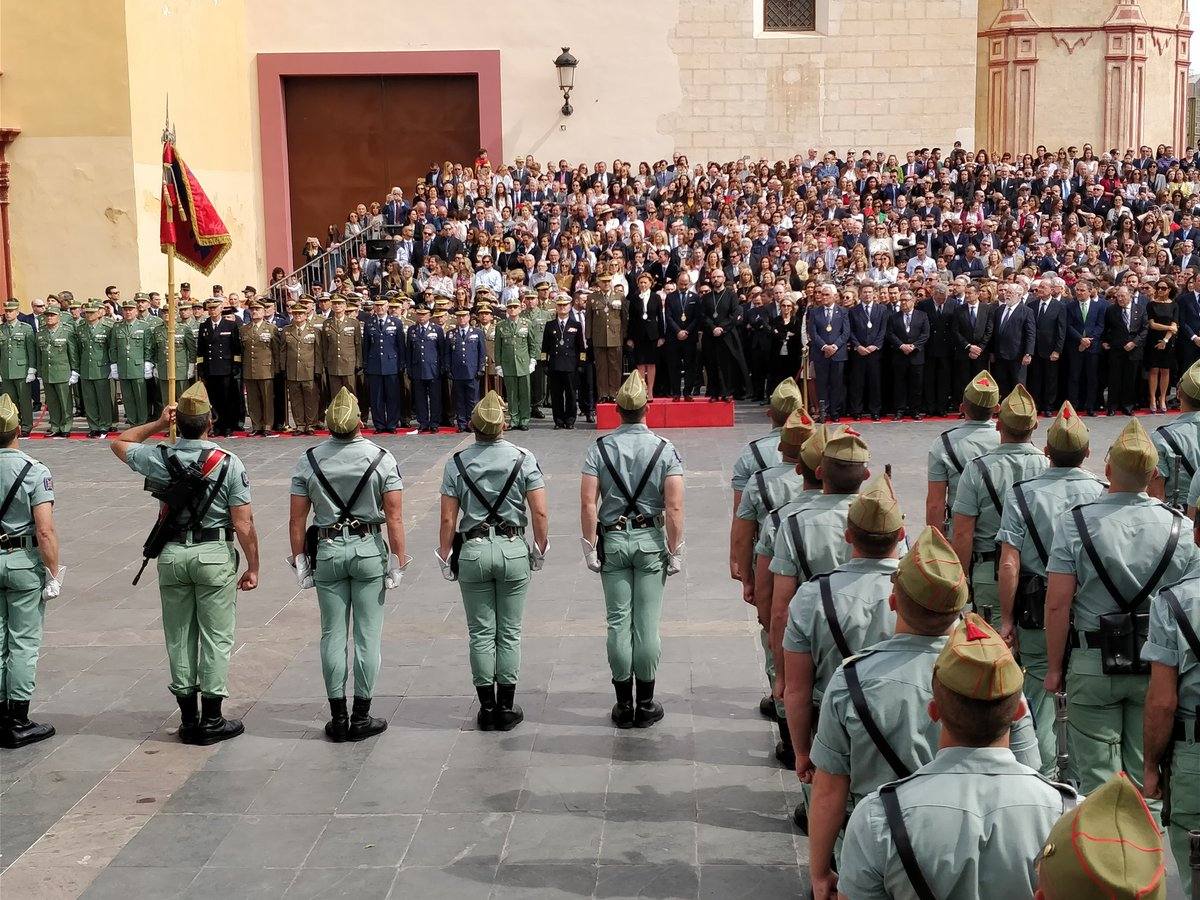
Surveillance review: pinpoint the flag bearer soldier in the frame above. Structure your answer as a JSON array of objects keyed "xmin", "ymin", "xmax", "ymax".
[
  {"xmin": 109, "ymin": 297, "xmax": 157, "ymax": 428},
  {"xmin": 0, "ymin": 301, "xmax": 36, "ymax": 437},
  {"xmin": 0, "ymin": 395, "xmax": 62, "ymax": 749},
  {"xmin": 362, "ymin": 296, "xmax": 405, "ymax": 433},
  {"xmin": 494, "ymin": 296, "xmax": 537, "ymax": 430},
  {"xmin": 406, "ymin": 301, "xmax": 445, "ymax": 434},
  {"xmin": 580, "ymin": 371, "xmax": 685, "ymax": 728},
  {"xmin": 1150, "ymin": 359, "xmax": 1200, "ymax": 508},
  {"xmin": 77, "ymin": 300, "xmax": 114, "ymax": 437},
  {"xmin": 36, "ymin": 302, "xmax": 77, "ymax": 437},
  {"xmin": 239, "ymin": 300, "xmax": 280, "ymax": 436},
  {"xmin": 925, "ymin": 370, "xmax": 1000, "ymax": 533},
  {"xmin": 437, "ymin": 391, "xmax": 549, "ymax": 731},
  {"xmin": 282, "ymin": 302, "xmax": 324, "ymax": 435},
  {"xmin": 155, "ymin": 296, "xmax": 197, "ymax": 427},
  {"xmin": 288, "ymin": 388, "xmax": 408, "ymax": 742},
  {"xmin": 322, "ymin": 295, "xmax": 362, "ymax": 409},
  {"xmin": 111, "ymin": 383, "xmax": 260, "ymax": 745},
  {"xmin": 540, "ymin": 295, "xmax": 586, "ymax": 429},
  {"xmin": 446, "ymin": 305, "xmax": 486, "ymax": 433}
]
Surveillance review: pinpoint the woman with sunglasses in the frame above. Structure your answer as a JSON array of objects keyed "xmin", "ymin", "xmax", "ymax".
[{"xmin": 1145, "ymin": 280, "xmax": 1179, "ymax": 412}]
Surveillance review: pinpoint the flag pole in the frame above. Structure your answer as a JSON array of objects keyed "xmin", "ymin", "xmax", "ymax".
[{"xmin": 162, "ymin": 111, "xmax": 177, "ymax": 443}]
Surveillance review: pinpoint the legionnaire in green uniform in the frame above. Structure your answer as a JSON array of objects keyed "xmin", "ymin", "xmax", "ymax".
[
  {"xmin": 437, "ymin": 391, "xmax": 548, "ymax": 731},
  {"xmin": 925, "ymin": 369, "xmax": 1000, "ymax": 533},
  {"xmin": 289, "ymin": 388, "xmax": 408, "ymax": 742},
  {"xmin": 108, "ymin": 298, "xmax": 157, "ymax": 427},
  {"xmin": 0, "ymin": 396, "xmax": 62, "ymax": 749},
  {"xmin": 155, "ymin": 297, "xmax": 197, "ymax": 418},
  {"xmin": 951, "ymin": 384, "xmax": 1048, "ymax": 628},
  {"xmin": 581, "ymin": 371, "xmax": 684, "ymax": 728},
  {"xmin": 1035, "ymin": 773, "xmax": 1167, "ymax": 900},
  {"xmin": 494, "ymin": 297, "xmax": 538, "ymax": 430},
  {"xmin": 111, "ymin": 383, "xmax": 260, "ymax": 745},
  {"xmin": 997, "ymin": 400, "xmax": 1105, "ymax": 778},
  {"xmin": 1044, "ymin": 417, "xmax": 1200, "ymax": 797},
  {"xmin": 807, "ymin": 527, "xmax": 1042, "ymax": 893},
  {"xmin": 35, "ymin": 303, "xmax": 78, "ymax": 437},
  {"xmin": 77, "ymin": 300, "xmax": 114, "ymax": 437},
  {"xmin": 1150, "ymin": 359, "xmax": 1200, "ymax": 509},
  {"xmin": 0, "ymin": 299, "xmax": 37, "ymax": 435},
  {"xmin": 836, "ymin": 615, "xmax": 1077, "ymax": 900}
]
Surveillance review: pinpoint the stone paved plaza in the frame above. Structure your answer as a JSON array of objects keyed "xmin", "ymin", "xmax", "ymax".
[{"xmin": 0, "ymin": 409, "xmax": 1186, "ymax": 899}]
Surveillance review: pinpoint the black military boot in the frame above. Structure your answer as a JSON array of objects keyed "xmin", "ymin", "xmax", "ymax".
[
  {"xmin": 775, "ymin": 721, "xmax": 795, "ymax": 769},
  {"xmin": 611, "ymin": 678, "xmax": 635, "ymax": 728},
  {"xmin": 346, "ymin": 697, "xmax": 387, "ymax": 741},
  {"xmin": 176, "ymin": 691, "xmax": 200, "ymax": 743},
  {"xmin": 3, "ymin": 700, "xmax": 55, "ymax": 749},
  {"xmin": 189, "ymin": 695, "xmax": 244, "ymax": 746},
  {"xmin": 759, "ymin": 695, "xmax": 778, "ymax": 721},
  {"xmin": 476, "ymin": 685, "xmax": 496, "ymax": 731},
  {"xmin": 633, "ymin": 678, "xmax": 664, "ymax": 728},
  {"xmin": 493, "ymin": 684, "xmax": 524, "ymax": 732},
  {"xmin": 324, "ymin": 697, "xmax": 350, "ymax": 742}
]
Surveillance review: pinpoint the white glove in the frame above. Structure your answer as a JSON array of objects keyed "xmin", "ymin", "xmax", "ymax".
[
  {"xmin": 384, "ymin": 553, "xmax": 410, "ymax": 590},
  {"xmin": 495, "ymin": 365, "xmax": 504, "ymax": 377},
  {"xmin": 25, "ymin": 368, "xmax": 35, "ymax": 384},
  {"xmin": 109, "ymin": 364, "xmax": 119, "ymax": 380},
  {"xmin": 667, "ymin": 540, "xmax": 685, "ymax": 576},
  {"xmin": 531, "ymin": 540, "xmax": 549, "ymax": 573},
  {"xmin": 286, "ymin": 555, "xmax": 314, "ymax": 590},
  {"xmin": 151, "ymin": 364, "xmax": 159, "ymax": 379},
  {"xmin": 42, "ymin": 566, "xmax": 64, "ymax": 600},
  {"xmin": 528, "ymin": 359, "xmax": 536, "ymax": 374},
  {"xmin": 581, "ymin": 537, "xmax": 602, "ymax": 573},
  {"xmin": 187, "ymin": 363, "xmax": 196, "ymax": 378},
  {"xmin": 143, "ymin": 362, "xmax": 153, "ymax": 379},
  {"xmin": 435, "ymin": 548, "xmax": 457, "ymax": 582},
  {"xmin": 68, "ymin": 371, "xmax": 79, "ymax": 386}
]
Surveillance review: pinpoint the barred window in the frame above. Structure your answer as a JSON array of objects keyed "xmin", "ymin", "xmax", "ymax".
[{"xmin": 762, "ymin": 0, "xmax": 816, "ymax": 32}]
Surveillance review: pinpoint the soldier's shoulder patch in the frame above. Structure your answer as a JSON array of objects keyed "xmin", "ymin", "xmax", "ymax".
[
  {"xmin": 43, "ymin": 476, "xmax": 53, "ymax": 492},
  {"xmin": 241, "ymin": 471, "xmax": 250, "ymax": 488}
]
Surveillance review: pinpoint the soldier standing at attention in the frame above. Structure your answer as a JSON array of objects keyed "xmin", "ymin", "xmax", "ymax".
[
  {"xmin": 111, "ymin": 383, "xmax": 260, "ymax": 745},
  {"xmin": 405, "ymin": 300, "xmax": 445, "ymax": 434},
  {"xmin": 540, "ymin": 295, "xmax": 586, "ymax": 429},
  {"xmin": 580, "ymin": 371, "xmax": 685, "ymax": 728},
  {"xmin": 476, "ymin": 295, "xmax": 500, "ymax": 398},
  {"xmin": 437, "ymin": 391, "xmax": 548, "ymax": 731},
  {"xmin": 135, "ymin": 292, "xmax": 165, "ymax": 418},
  {"xmin": 109, "ymin": 298, "xmax": 156, "ymax": 428},
  {"xmin": 362, "ymin": 296, "xmax": 405, "ymax": 434},
  {"xmin": 836, "ymin": 616, "xmax": 1077, "ymax": 900},
  {"xmin": 196, "ymin": 299, "xmax": 242, "ymax": 437},
  {"xmin": 288, "ymin": 388, "xmax": 407, "ymax": 742},
  {"xmin": 447, "ymin": 304, "xmax": 485, "ymax": 433},
  {"xmin": 997, "ymin": 401, "xmax": 1106, "ymax": 777},
  {"xmin": 1044, "ymin": 418, "xmax": 1199, "ymax": 797},
  {"xmin": 155, "ymin": 294, "xmax": 196, "ymax": 417},
  {"xmin": 0, "ymin": 299, "xmax": 37, "ymax": 436},
  {"xmin": 524, "ymin": 285, "xmax": 553, "ymax": 419},
  {"xmin": 322, "ymin": 295, "xmax": 362, "ymax": 406},
  {"xmin": 282, "ymin": 302, "xmax": 323, "ymax": 435},
  {"xmin": 77, "ymin": 300, "xmax": 114, "ymax": 437},
  {"xmin": 35, "ymin": 302, "xmax": 77, "ymax": 438},
  {"xmin": 0, "ymin": 395, "xmax": 62, "ymax": 748},
  {"xmin": 494, "ymin": 296, "xmax": 537, "ymax": 431},
  {"xmin": 240, "ymin": 299, "xmax": 280, "ymax": 436},
  {"xmin": 925, "ymin": 370, "xmax": 1000, "ymax": 533},
  {"xmin": 1150, "ymin": 359, "xmax": 1200, "ymax": 508},
  {"xmin": 588, "ymin": 272, "xmax": 628, "ymax": 403},
  {"xmin": 951, "ymin": 384, "xmax": 1048, "ymax": 628}
]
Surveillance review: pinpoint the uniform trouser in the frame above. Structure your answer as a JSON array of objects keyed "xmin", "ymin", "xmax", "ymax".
[
  {"xmin": 158, "ymin": 376, "xmax": 189, "ymax": 413},
  {"xmin": 599, "ymin": 527, "xmax": 668, "ymax": 682},
  {"xmin": 531, "ymin": 361, "xmax": 548, "ymax": 409},
  {"xmin": 366, "ymin": 373, "xmax": 401, "ymax": 431},
  {"xmin": 502, "ymin": 375, "xmax": 531, "ymax": 427},
  {"xmin": 760, "ymin": 627, "xmax": 785, "ymax": 719},
  {"xmin": 1027, "ymin": 357, "xmax": 1059, "ymax": 412},
  {"xmin": 452, "ymin": 378, "xmax": 478, "ymax": 429},
  {"xmin": 356, "ymin": 372, "xmax": 371, "ymax": 423},
  {"xmin": 121, "ymin": 377, "xmax": 150, "ymax": 426},
  {"xmin": 0, "ymin": 379, "xmax": 32, "ymax": 431},
  {"xmin": 1167, "ymin": 739, "xmax": 1200, "ymax": 881},
  {"xmin": 72, "ymin": 381, "xmax": 84, "ymax": 415},
  {"xmin": 812, "ymin": 357, "xmax": 845, "ymax": 418},
  {"xmin": 81, "ymin": 378, "xmax": 113, "ymax": 432},
  {"xmin": 440, "ymin": 378, "xmax": 453, "ymax": 426},
  {"xmin": 1016, "ymin": 626, "xmax": 1057, "ymax": 778},
  {"xmin": 1066, "ymin": 650, "xmax": 1150, "ymax": 797},
  {"xmin": 44, "ymin": 381, "xmax": 71, "ymax": 432},
  {"xmin": 595, "ymin": 346, "xmax": 623, "ymax": 400},
  {"xmin": 575, "ymin": 360, "xmax": 595, "ymax": 414},
  {"xmin": 287, "ymin": 380, "xmax": 319, "ymax": 429},
  {"xmin": 923, "ymin": 355, "xmax": 953, "ymax": 414},
  {"xmin": 0, "ymin": 549, "xmax": 46, "ymax": 701},
  {"xmin": 1067, "ymin": 350, "xmax": 1101, "ymax": 412},
  {"xmin": 549, "ymin": 371, "xmax": 578, "ymax": 425},
  {"xmin": 970, "ymin": 558, "xmax": 999, "ymax": 628},
  {"xmin": 156, "ymin": 541, "xmax": 237, "ymax": 697},
  {"xmin": 147, "ymin": 375, "xmax": 163, "ymax": 418},
  {"xmin": 245, "ymin": 378, "xmax": 274, "ymax": 432},
  {"xmin": 848, "ymin": 352, "xmax": 882, "ymax": 417},
  {"xmin": 202, "ymin": 374, "xmax": 239, "ymax": 432},
  {"xmin": 314, "ymin": 534, "xmax": 387, "ymax": 699},
  {"xmin": 412, "ymin": 378, "xmax": 441, "ymax": 430},
  {"xmin": 456, "ymin": 535, "xmax": 531, "ymax": 686},
  {"xmin": 273, "ymin": 372, "xmax": 288, "ymax": 429}
]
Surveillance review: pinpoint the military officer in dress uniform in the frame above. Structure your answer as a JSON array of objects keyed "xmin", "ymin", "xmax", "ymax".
[
  {"xmin": 523, "ymin": 286, "xmax": 553, "ymax": 418},
  {"xmin": 437, "ymin": 391, "xmax": 548, "ymax": 731},
  {"xmin": 262, "ymin": 295, "xmax": 290, "ymax": 432},
  {"xmin": 446, "ymin": 305, "xmax": 485, "ymax": 433},
  {"xmin": 580, "ymin": 371, "xmax": 685, "ymax": 727},
  {"xmin": 405, "ymin": 301, "xmax": 445, "ymax": 434},
  {"xmin": 0, "ymin": 395, "xmax": 62, "ymax": 748},
  {"xmin": 1044, "ymin": 418, "xmax": 1200, "ymax": 797},
  {"xmin": 154, "ymin": 298, "xmax": 196, "ymax": 423},
  {"xmin": 951, "ymin": 384, "xmax": 1048, "ymax": 628},
  {"xmin": 35, "ymin": 303, "xmax": 77, "ymax": 437},
  {"xmin": 837, "ymin": 615, "xmax": 1077, "ymax": 900},
  {"xmin": 109, "ymin": 298, "xmax": 157, "ymax": 427},
  {"xmin": 111, "ymin": 383, "xmax": 260, "ymax": 745},
  {"xmin": 239, "ymin": 300, "xmax": 280, "ymax": 436},
  {"xmin": 0, "ymin": 300, "xmax": 37, "ymax": 436},
  {"xmin": 540, "ymin": 295, "xmax": 586, "ymax": 429},
  {"xmin": 494, "ymin": 296, "xmax": 537, "ymax": 430},
  {"xmin": 477, "ymin": 298, "xmax": 500, "ymax": 397},
  {"xmin": 362, "ymin": 295, "xmax": 405, "ymax": 433},
  {"xmin": 997, "ymin": 401, "xmax": 1106, "ymax": 777},
  {"xmin": 282, "ymin": 302, "xmax": 324, "ymax": 435},
  {"xmin": 288, "ymin": 388, "xmax": 407, "ymax": 742},
  {"xmin": 322, "ymin": 295, "xmax": 362, "ymax": 408},
  {"xmin": 77, "ymin": 300, "xmax": 114, "ymax": 437},
  {"xmin": 195, "ymin": 300, "xmax": 242, "ymax": 436},
  {"xmin": 135, "ymin": 292, "xmax": 166, "ymax": 419},
  {"xmin": 588, "ymin": 272, "xmax": 628, "ymax": 402},
  {"xmin": 432, "ymin": 301, "xmax": 454, "ymax": 428},
  {"xmin": 926, "ymin": 370, "xmax": 1001, "ymax": 532},
  {"xmin": 1150, "ymin": 359, "xmax": 1200, "ymax": 509}
]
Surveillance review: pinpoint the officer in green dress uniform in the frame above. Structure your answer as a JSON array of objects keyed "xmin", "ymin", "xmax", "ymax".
[
  {"xmin": 136, "ymin": 292, "xmax": 166, "ymax": 418},
  {"xmin": 437, "ymin": 390, "xmax": 548, "ymax": 731},
  {"xmin": 494, "ymin": 297, "xmax": 538, "ymax": 430},
  {"xmin": 925, "ymin": 369, "xmax": 1000, "ymax": 533},
  {"xmin": 288, "ymin": 388, "xmax": 408, "ymax": 742},
  {"xmin": 951, "ymin": 384, "xmax": 1048, "ymax": 628},
  {"xmin": 0, "ymin": 395, "xmax": 62, "ymax": 749},
  {"xmin": 156, "ymin": 299, "xmax": 197, "ymax": 418},
  {"xmin": 35, "ymin": 303, "xmax": 78, "ymax": 437},
  {"xmin": 1150, "ymin": 359, "xmax": 1200, "ymax": 509},
  {"xmin": 581, "ymin": 371, "xmax": 685, "ymax": 728},
  {"xmin": 1035, "ymin": 773, "xmax": 1167, "ymax": 900},
  {"xmin": 77, "ymin": 300, "xmax": 114, "ymax": 437},
  {"xmin": 0, "ymin": 299, "xmax": 37, "ymax": 435},
  {"xmin": 111, "ymin": 382, "xmax": 260, "ymax": 745},
  {"xmin": 1044, "ymin": 417, "xmax": 1200, "ymax": 797},
  {"xmin": 523, "ymin": 285, "xmax": 553, "ymax": 418},
  {"xmin": 836, "ymin": 615, "xmax": 1078, "ymax": 900},
  {"xmin": 108, "ymin": 298, "xmax": 157, "ymax": 426},
  {"xmin": 997, "ymin": 400, "xmax": 1106, "ymax": 778}
]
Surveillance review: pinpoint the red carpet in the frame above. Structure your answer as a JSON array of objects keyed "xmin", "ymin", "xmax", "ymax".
[{"xmin": 595, "ymin": 399, "xmax": 735, "ymax": 430}]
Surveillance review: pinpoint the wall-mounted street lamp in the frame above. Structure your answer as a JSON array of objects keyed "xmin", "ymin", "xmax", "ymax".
[{"xmin": 554, "ymin": 46, "xmax": 578, "ymax": 117}]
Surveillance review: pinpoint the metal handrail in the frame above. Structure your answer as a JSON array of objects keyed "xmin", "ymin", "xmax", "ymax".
[{"xmin": 272, "ymin": 221, "xmax": 400, "ymax": 298}]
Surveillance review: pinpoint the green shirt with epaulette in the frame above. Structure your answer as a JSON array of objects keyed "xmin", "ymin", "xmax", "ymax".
[
  {"xmin": 440, "ymin": 439, "xmax": 544, "ymax": 531},
  {"xmin": 926, "ymin": 420, "xmax": 999, "ymax": 505},
  {"xmin": 1143, "ymin": 574, "xmax": 1200, "ymax": 726},
  {"xmin": 768, "ymin": 492, "xmax": 855, "ymax": 580},
  {"xmin": 0, "ymin": 448, "xmax": 53, "ymax": 536},
  {"xmin": 290, "ymin": 436, "xmax": 402, "ymax": 527},
  {"xmin": 75, "ymin": 320, "xmax": 113, "ymax": 379},
  {"xmin": 493, "ymin": 317, "xmax": 538, "ymax": 373},
  {"xmin": 755, "ymin": 488, "xmax": 821, "ymax": 558},
  {"xmin": 735, "ymin": 462, "xmax": 796, "ymax": 524},
  {"xmin": 108, "ymin": 318, "xmax": 157, "ymax": 377},
  {"xmin": 155, "ymin": 325, "xmax": 197, "ymax": 382},
  {"xmin": 582, "ymin": 424, "xmax": 683, "ymax": 525},
  {"xmin": 35, "ymin": 324, "xmax": 77, "ymax": 384},
  {"xmin": 1151, "ymin": 412, "xmax": 1200, "ymax": 504},
  {"xmin": 732, "ymin": 428, "xmax": 783, "ymax": 492},
  {"xmin": 0, "ymin": 319, "xmax": 37, "ymax": 378},
  {"xmin": 996, "ymin": 468, "xmax": 1107, "ymax": 577},
  {"xmin": 951, "ymin": 443, "xmax": 1048, "ymax": 553},
  {"xmin": 124, "ymin": 438, "xmax": 251, "ymax": 529}
]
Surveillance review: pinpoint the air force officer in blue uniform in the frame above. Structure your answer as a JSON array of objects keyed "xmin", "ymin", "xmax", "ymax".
[
  {"xmin": 446, "ymin": 305, "xmax": 486, "ymax": 432},
  {"xmin": 406, "ymin": 302, "xmax": 447, "ymax": 433},
  {"xmin": 362, "ymin": 296, "xmax": 406, "ymax": 433}
]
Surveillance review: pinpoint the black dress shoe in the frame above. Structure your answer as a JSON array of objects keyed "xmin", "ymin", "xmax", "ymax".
[
  {"xmin": 346, "ymin": 696, "xmax": 388, "ymax": 741},
  {"xmin": 531, "ymin": 408, "xmax": 545, "ymax": 419},
  {"xmin": 185, "ymin": 695, "xmax": 244, "ymax": 746},
  {"xmin": 324, "ymin": 697, "xmax": 350, "ymax": 742},
  {"xmin": 2, "ymin": 699, "xmax": 54, "ymax": 748},
  {"xmin": 871, "ymin": 414, "xmax": 880, "ymax": 421},
  {"xmin": 611, "ymin": 678, "xmax": 635, "ymax": 728},
  {"xmin": 633, "ymin": 678, "xmax": 664, "ymax": 728},
  {"xmin": 494, "ymin": 684, "xmax": 523, "ymax": 731},
  {"xmin": 914, "ymin": 413, "xmax": 926, "ymax": 421}
]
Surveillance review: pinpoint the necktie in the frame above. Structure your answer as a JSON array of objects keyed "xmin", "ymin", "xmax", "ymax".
[
  {"xmin": 1001, "ymin": 307, "xmax": 1010, "ymax": 330},
  {"xmin": 904, "ymin": 313, "xmax": 911, "ymax": 330},
  {"xmin": 1123, "ymin": 308, "xmax": 1130, "ymax": 329},
  {"xmin": 1081, "ymin": 300, "xmax": 1089, "ymax": 321},
  {"xmin": 969, "ymin": 305, "xmax": 976, "ymax": 326}
]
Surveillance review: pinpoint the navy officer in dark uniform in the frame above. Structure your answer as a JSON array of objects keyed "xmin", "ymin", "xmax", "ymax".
[
  {"xmin": 446, "ymin": 304, "xmax": 486, "ymax": 432},
  {"xmin": 196, "ymin": 303, "xmax": 243, "ymax": 437},
  {"xmin": 405, "ymin": 301, "xmax": 446, "ymax": 434},
  {"xmin": 362, "ymin": 295, "xmax": 405, "ymax": 433},
  {"xmin": 541, "ymin": 295, "xmax": 586, "ymax": 429}
]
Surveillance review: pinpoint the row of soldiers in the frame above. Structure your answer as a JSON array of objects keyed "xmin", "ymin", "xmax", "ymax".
[{"xmin": 730, "ymin": 373, "xmax": 1200, "ymax": 896}]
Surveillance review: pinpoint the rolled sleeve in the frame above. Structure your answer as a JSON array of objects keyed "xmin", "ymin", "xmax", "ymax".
[
  {"xmin": 581, "ymin": 444, "xmax": 600, "ymax": 477},
  {"xmin": 225, "ymin": 457, "xmax": 252, "ymax": 507},
  {"xmin": 810, "ymin": 683, "xmax": 852, "ymax": 775},
  {"xmin": 28, "ymin": 463, "xmax": 54, "ymax": 506},
  {"xmin": 950, "ymin": 470, "xmax": 981, "ymax": 517},
  {"xmin": 1140, "ymin": 595, "xmax": 1179, "ymax": 667},
  {"xmin": 522, "ymin": 453, "xmax": 546, "ymax": 492},
  {"xmin": 1046, "ymin": 509, "xmax": 1079, "ymax": 575},
  {"xmin": 380, "ymin": 454, "xmax": 404, "ymax": 493},
  {"xmin": 783, "ymin": 588, "xmax": 815, "ymax": 654},
  {"xmin": 838, "ymin": 797, "xmax": 891, "ymax": 900},
  {"xmin": 123, "ymin": 443, "xmax": 154, "ymax": 477},
  {"xmin": 735, "ymin": 485, "xmax": 760, "ymax": 522},
  {"xmin": 927, "ymin": 446, "xmax": 949, "ymax": 483},
  {"xmin": 769, "ymin": 525, "xmax": 797, "ymax": 577},
  {"xmin": 290, "ymin": 457, "xmax": 312, "ymax": 497}
]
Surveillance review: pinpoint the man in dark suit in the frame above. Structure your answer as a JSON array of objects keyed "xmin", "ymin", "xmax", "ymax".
[
  {"xmin": 806, "ymin": 283, "xmax": 850, "ymax": 421},
  {"xmin": 847, "ymin": 285, "xmax": 888, "ymax": 420},
  {"xmin": 1064, "ymin": 280, "xmax": 1108, "ymax": 415},
  {"xmin": 701, "ymin": 270, "xmax": 747, "ymax": 402},
  {"xmin": 887, "ymin": 292, "xmax": 930, "ymax": 419},
  {"xmin": 1024, "ymin": 279, "xmax": 1067, "ymax": 414},
  {"xmin": 412, "ymin": 224, "xmax": 437, "ymax": 271},
  {"xmin": 917, "ymin": 285, "xmax": 958, "ymax": 415},
  {"xmin": 662, "ymin": 273, "xmax": 701, "ymax": 400},
  {"xmin": 1102, "ymin": 286, "xmax": 1148, "ymax": 415},
  {"xmin": 990, "ymin": 285, "xmax": 1036, "ymax": 398},
  {"xmin": 949, "ymin": 244, "xmax": 985, "ymax": 279},
  {"xmin": 951, "ymin": 283, "xmax": 995, "ymax": 397},
  {"xmin": 1176, "ymin": 273, "xmax": 1200, "ymax": 372},
  {"xmin": 430, "ymin": 222, "xmax": 463, "ymax": 263}
]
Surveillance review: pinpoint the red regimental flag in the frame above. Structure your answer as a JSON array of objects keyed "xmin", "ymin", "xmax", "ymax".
[{"xmin": 161, "ymin": 142, "xmax": 231, "ymax": 275}]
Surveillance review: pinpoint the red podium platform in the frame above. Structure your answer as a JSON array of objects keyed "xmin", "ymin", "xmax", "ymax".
[{"xmin": 595, "ymin": 399, "xmax": 734, "ymax": 429}]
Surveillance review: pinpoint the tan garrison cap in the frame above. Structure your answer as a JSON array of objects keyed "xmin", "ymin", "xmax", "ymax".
[
  {"xmin": 1109, "ymin": 418, "xmax": 1158, "ymax": 475},
  {"xmin": 3, "ymin": 300, "xmax": 18, "ymax": 312},
  {"xmin": 0, "ymin": 395, "xmax": 19, "ymax": 432},
  {"xmin": 1179, "ymin": 360, "xmax": 1200, "ymax": 403},
  {"xmin": 934, "ymin": 613, "xmax": 1023, "ymax": 700},
  {"xmin": 176, "ymin": 381, "xmax": 211, "ymax": 417},
  {"xmin": 895, "ymin": 526, "xmax": 969, "ymax": 613},
  {"xmin": 615, "ymin": 370, "xmax": 648, "ymax": 411},
  {"xmin": 471, "ymin": 390, "xmax": 506, "ymax": 436},
  {"xmin": 1037, "ymin": 773, "xmax": 1165, "ymax": 900},
  {"xmin": 1046, "ymin": 401, "xmax": 1089, "ymax": 452},
  {"xmin": 848, "ymin": 474, "xmax": 902, "ymax": 533},
  {"xmin": 770, "ymin": 377, "xmax": 801, "ymax": 417},
  {"xmin": 121, "ymin": 299, "xmax": 138, "ymax": 309},
  {"xmin": 998, "ymin": 384, "xmax": 1038, "ymax": 432},
  {"xmin": 823, "ymin": 431, "xmax": 870, "ymax": 464},
  {"xmin": 800, "ymin": 424, "xmax": 844, "ymax": 472},
  {"xmin": 45, "ymin": 303, "xmax": 61, "ymax": 315},
  {"xmin": 778, "ymin": 407, "xmax": 815, "ymax": 451},
  {"xmin": 963, "ymin": 370, "xmax": 1000, "ymax": 408},
  {"xmin": 325, "ymin": 387, "xmax": 360, "ymax": 433}
]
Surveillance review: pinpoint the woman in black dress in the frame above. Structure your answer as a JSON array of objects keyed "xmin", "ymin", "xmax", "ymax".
[
  {"xmin": 768, "ymin": 294, "xmax": 804, "ymax": 394},
  {"xmin": 1146, "ymin": 279, "xmax": 1179, "ymax": 412},
  {"xmin": 626, "ymin": 271, "xmax": 663, "ymax": 396}
]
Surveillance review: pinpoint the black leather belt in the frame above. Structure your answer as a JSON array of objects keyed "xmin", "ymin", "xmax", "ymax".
[
  {"xmin": 1076, "ymin": 630, "xmax": 1104, "ymax": 649},
  {"xmin": 972, "ymin": 550, "xmax": 998, "ymax": 563},
  {"xmin": 166, "ymin": 527, "xmax": 233, "ymax": 544},
  {"xmin": 600, "ymin": 514, "xmax": 665, "ymax": 533},
  {"xmin": 1172, "ymin": 717, "xmax": 1199, "ymax": 743},
  {"xmin": 465, "ymin": 523, "xmax": 522, "ymax": 540},
  {"xmin": 0, "ymin": 534, "xmax": 37, "ymax": 551},
  {"xmin": 317, "ymin": 523, "xmax": 381, "ymax": 541}
]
